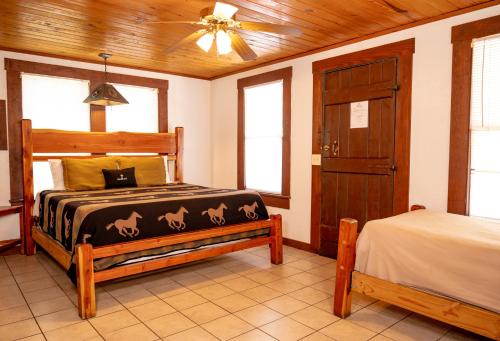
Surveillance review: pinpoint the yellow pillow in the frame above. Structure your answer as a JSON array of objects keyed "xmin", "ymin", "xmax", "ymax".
[
  {"xmin": 117, "ymin": 156, "xmax": 166, "ymax": 187},
  {"xmin": 62, "ymin": 157, "xmax": 119, "ymax": 190}
]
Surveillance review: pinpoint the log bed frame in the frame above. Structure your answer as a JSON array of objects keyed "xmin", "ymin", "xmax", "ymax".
[
  {"xmin": 20, "ymin": 119, "xmax": 283, "ymax": 319},
  {"xmin": 334, "ymin": 205, "xmax": 500, "ymax": 340}
]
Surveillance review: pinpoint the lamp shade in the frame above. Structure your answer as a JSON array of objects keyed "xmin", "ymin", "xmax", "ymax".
[
  {"xmin": 213, "ymin": 2, "xmax": 238, "ymax": 19},
  {"xmin": 216, "ymin": 30, "xmax": 232, "ymax": 55},
  {"xmin": 196, "ymin": 32, "xmax": 214, "ymax": 52},
  {"xmin": 83, "ymin": 83, "xmax": 129, "ymax": 106}
]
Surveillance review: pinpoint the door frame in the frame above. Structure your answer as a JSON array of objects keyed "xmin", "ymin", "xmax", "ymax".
[{"xmin": 310, "ymin": 39, "xmax": 415, "ymax": 252}]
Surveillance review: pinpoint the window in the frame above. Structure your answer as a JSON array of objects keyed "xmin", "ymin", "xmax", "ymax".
[
  {"xmin": 6, "ymin": 58, "xmax": 168, "ymax": 204},
  {"xmin": 448, "ymin": 15, "xmax": 500, "ymax": 215},
  {"xmin": 22, "ymin": 74, "xmax": 90, "ymax": 130},
  {"xmin": 468, "ymin": 34, "xmax": 500, "ymax": 220},
  {"xmin": 22, "ymin": 74, "xmax": 90, "ymax": 194},
  {"xmin": 106, "ymin": 84, "xmax": 159, "ymax": 133},
  {"xmin": 237, "ymin": 67, "xmax": 291, "ymax": 209}
]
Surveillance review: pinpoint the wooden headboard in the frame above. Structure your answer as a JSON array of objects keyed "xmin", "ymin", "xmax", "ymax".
[{"xmin": 20, "ymin": 119, "xmax": 184, "ymax": 253}]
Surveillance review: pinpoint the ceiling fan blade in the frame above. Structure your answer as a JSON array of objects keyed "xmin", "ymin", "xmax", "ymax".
[
  {"xmin": 238, "ymin": 21, "xmax": 301, "ymax": 36},
  {"xmin": 227, "ymin": 31, "xmax": 257, "ymax": 61},
  {"xmin": 165, "ymin": 29, "xmax": 207, "ymax": 54},
  {"xmin": 146, "ymin": 20, "xmax": 202, "ymax": 25}
]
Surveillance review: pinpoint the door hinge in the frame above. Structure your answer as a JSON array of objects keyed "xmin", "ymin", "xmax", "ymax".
[{"xmin": 391, "ymin": 84, "xmax": 400, "ymax": 91}]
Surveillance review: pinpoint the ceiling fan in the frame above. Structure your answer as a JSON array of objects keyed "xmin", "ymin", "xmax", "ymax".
[{"xmin": 148, "ymin": 2, "xmax": 302, "ymax": 61}]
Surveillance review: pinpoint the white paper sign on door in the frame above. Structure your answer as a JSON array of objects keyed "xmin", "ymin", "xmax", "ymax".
[{"xmin": 350, "ymin": 101, "xmax": 369, "ymax": 129}]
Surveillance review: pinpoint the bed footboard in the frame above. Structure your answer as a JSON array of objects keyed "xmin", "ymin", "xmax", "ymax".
[
  {"xmin": 333, "ymin": 207, "xmax": 500, "ymax": 340},
  {"xmin": 334, "ymin": 205, "xmax": 427, "ymax": 318},
  {"xmin": 75, "ymin": 214, "xmax": 283, "ymax": 319},
  {"xmin": 333, "ymin": 218, "xmax": 358, "ymax": 318}
]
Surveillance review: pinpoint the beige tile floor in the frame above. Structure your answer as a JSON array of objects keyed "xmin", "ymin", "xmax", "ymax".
[{"xmin": 0, "ymin": 245, "xmax": 490, "ymax": 341}]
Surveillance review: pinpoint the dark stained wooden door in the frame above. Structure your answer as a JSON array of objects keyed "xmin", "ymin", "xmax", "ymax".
[{"xmin": 319, "ymin": 58, "xmax": 398, "ymax": 258}]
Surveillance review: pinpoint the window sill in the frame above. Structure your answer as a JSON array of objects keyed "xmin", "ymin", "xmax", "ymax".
[{"xmin": 259, "ymin": 192, "xmax": 290, "ymax": 210}]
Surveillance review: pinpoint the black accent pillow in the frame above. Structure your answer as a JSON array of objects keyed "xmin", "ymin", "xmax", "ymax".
[{"xmin": 102, "ymin": 167, "xmax": 137, "ymax": 189}]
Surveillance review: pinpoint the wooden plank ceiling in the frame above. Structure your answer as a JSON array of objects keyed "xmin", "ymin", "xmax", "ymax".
[{"xmin": 0, "ymin": 0, "xmax": 496, "ymax": 79}]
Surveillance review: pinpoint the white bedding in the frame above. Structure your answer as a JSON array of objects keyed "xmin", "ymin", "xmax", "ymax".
[{"xmin": 355, "ymin": 209, "xmax": 500, "ymax": 313}]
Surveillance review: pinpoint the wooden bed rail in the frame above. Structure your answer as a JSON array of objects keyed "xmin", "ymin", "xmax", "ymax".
[
  {"xmin": 74, "ymin": 214, "xmax": 282, "ymax": 318},
  {"xmin": 92, "ymin": 219, "xmax": 276, "ymax": 259}
]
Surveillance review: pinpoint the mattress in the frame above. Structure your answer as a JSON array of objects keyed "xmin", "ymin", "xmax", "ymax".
[
  {"xmin": 35, "ymin": 183, "xmax": 269, "ymax": 273},
  {"xmin": 355, "ymin": 209, "xmax": 500, "ymax": 313}
]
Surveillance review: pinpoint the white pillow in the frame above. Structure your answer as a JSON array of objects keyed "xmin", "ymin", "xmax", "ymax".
[
  {"xmin": 162, "ymin": 156, "xmax": 172, "ymax": 183},
  {"xmin": 48, "ymin": 159, "xmax": 66, "ymax": 190}
]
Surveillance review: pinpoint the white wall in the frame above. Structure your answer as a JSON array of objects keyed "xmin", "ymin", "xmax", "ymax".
[
  {"xmin": 0, "ymin": 51, "xmax": 212, "ymax": 240},
  {"xmin": 211, "ymin": 6, "xmax": 500, "ymax": 244}
]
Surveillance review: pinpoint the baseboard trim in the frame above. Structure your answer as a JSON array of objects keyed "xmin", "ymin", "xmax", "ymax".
[{"xmin": 283, "ymin": 237, "xmax": 314, "ymax": 252}]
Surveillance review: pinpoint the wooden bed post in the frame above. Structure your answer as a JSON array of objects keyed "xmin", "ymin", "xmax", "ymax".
[
  {"xmin": 334, "ymin": 218, "xmax": 358, "ymax": 318},
  {"xmin": 21, "ymin": 119, "xmax": 36, "ymax": 256},
  {"xmin": 270, "ymin": 214, "xmax": 283, "ymax": 264},
  {"xmin": 175, "ymin": 127, "xmax": 184, "ymax": 183},
  {"xmin": 76, "ymin": 243, "xmax": 96, "ymax": 318}
]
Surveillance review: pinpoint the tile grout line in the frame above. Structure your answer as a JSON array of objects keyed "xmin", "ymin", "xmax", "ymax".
[
  {"xmin": 4, "ymin": 256, "xmax": 47, "ymax": 340},
  {"xmin": 2, "ymin": 247, "xmax": 339, "ymax": 341},
  {"xmin": 26, "ymin": 253, "xmax": 103, "ymax": 340}
]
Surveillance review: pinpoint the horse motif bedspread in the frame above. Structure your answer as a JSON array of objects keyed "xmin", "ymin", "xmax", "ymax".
[{"xmin": 37, "ymin": 183, "xmax": 269, "ymax": 255}]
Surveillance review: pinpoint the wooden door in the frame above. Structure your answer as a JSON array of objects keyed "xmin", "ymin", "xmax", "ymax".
[{"xmin": 319, "ymin": 58, "xmax": 398, "ymax": 258}]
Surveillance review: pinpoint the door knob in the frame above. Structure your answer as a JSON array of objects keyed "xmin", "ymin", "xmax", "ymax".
[{"xmin": 322, "ymin": 145, "xmax": 330, "ymax": 151}]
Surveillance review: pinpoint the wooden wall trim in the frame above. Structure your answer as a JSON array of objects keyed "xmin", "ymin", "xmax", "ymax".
[
  {"xmin": 0, "ymin": 100, "xmax": 6, "ymax": 150},
  {"xmin": 6, "ymin": 70, "xmax": 23, "ymax": 204},
  {"xmin": 312, "ymin": 39, "xmax": 415, "ymax": 73},
  {"xmin": 5, "ymin": 58, "xmax": 169, "ymax": 204},
  {"xmin": 0, "ymin": 46, "xmax": 210, "ymax": 81},
  {"xmin": 5, "ymin": 59, "xmax": 169, "ymax": 89},
  {"xmin": 310, "ymin": 39, "xmax": 415, "ymax": 252},
  {"xmin": 237, "ymin": 67, "xmax": 292, "ymax": 209},
  {"xmin": 448, "ymin": 15, "xmax": 500, "ymax": 215},
  {"xmin": 89, "ymin": 105, "xmax": 106, "ymax": 133},
  {"xmin": 158, "ymin": 87, "xmax": 169, "ymax": 133},
  {"xmin": 452, "ymin": 14, "xmax": 500, "ymax": 42},
  {"xmin": 282, "ymin": 237, "xmax": 313, "ymax": 252}
]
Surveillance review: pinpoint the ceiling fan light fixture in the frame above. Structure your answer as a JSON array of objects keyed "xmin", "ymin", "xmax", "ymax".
[
  {"xmin": 213, "ymin": 2, "xmax": 238, "ymax": 19},
  {"xmin": 216, "ymin": 30, "xmax": 232, "ymax": 55},
  {"xmin": 196, "ymin": 32, "xmax": 214, "ymax": 52}
]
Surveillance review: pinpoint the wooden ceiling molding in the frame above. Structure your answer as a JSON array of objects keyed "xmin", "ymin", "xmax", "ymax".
[{"xmin": 0, "ymin": 0, "xmax": 498, "ymax": 79}]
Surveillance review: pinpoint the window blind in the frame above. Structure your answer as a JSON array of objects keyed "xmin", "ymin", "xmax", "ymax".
[
  {"xmin": 470, "ymin": 34, "xmax": 500, "ymax": 130},
  {"xmin": 22, "ymin": 74, "xmax": 90, "ymax": 194},
  {"xmin": 244, "ymin": 80, "xmax": 283, "ymax": 193},
  {"xmin": 469, "ymin": 34, "xmax": 500, "ymax": 220},
  {"xmin": 106, "ymin": 83, "xmax": 158, "ymax": 133}
]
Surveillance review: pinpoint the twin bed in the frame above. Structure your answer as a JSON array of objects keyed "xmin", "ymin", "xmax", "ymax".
[
  {"xmin": 335, "ymin": 207, "xmax": 500, "ymax": 339},
  {"xmin": 20, "ymin": 119, "xmax": 283, "ymax": 318}
]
